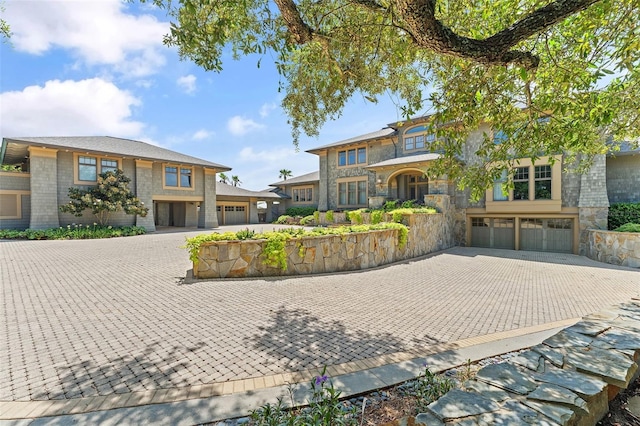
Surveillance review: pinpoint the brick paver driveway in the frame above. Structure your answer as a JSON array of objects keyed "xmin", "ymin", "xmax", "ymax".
[{"xmin": 1, "ymin": 228, "xmax": 639, "ymax": 402}]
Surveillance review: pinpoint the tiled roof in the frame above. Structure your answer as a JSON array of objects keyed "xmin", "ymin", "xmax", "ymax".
[
  {"xmin": 1, "ymin": 136, "xmax": 231, "ymax": 170},
  {"xmin": 366, "ymin": 153, "xmax": 442, "ymax": 168},
  {"xmin": 216, "ymin": 182, "xmax": 284, "ymax": 199},
  {"xmin": 306, "ymin": 128, "xmax": 396, "ymax": 153},
  {"xmin": 269, "ymin": 171, "xmax": 319, "ymax": 186}
]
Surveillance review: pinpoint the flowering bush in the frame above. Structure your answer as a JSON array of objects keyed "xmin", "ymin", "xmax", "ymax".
[
  {"xmin": 250, "ymin": 367, "xmax": 358, "ymax": 425},
  {"xmin": 59, "ymin": 169, "xmax": 148, "ymax": 226}
]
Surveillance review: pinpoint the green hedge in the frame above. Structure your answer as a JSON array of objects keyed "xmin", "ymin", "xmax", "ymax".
[
  {"xmin": 0, "ymin": 225, "xmax": 146, "ymax": 240},
  {"xmin": 609, "ymin": 202, "xmax": 640, "ymax": 230},
  {"xmin": 285, "ymin": 206, "xmax": 317, "ymax": 217}
]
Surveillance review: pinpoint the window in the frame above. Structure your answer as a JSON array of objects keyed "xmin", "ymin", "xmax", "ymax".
[
  {"xmin": 513, "ymin": 167, "xmax": 529, "ymax": 200},
  {"xmin": 78, "ymin": 156, "xmax": 97, "ymax": 181},
  {"xmin": 492, "ymin": 170, "xmax": 508, "ymax": 201},
  {"xmin": 165, "ymin": 166, "xmax": 178, "ymax": 187},
  {"xmin": 74, "ymin": 154, "xmax": 121, "ymax": 183},
  {"xmin": 101, "ymin": 159, "xmax": 118, "ymax": 174},
  {"xmin": 337, "ymin": 146, "xmax": 366, "ymax": 166},
  {"xmin": 225, "ymin": 206, "xmax": 234, "ymax": 212},
  {"xmin": 404, "ymin": 125, "xmax": 436, "ymax": 152},
  {"xmin": 180, "ymin": 168, "xmax": 192, "ymax": 188},
  {"xmin": 337, "ymin": 179, "xmax": 367, "ymax": 206},
  {"xmin": 292, "ymin": 186, "xmax": 313, "ymax": 203},
  {"xmin": 493, "ymin": 130, "xmax": 508, "ymax": 144},
  {"xmin": 534, "ymin": 165, "xmax": 552, "ymax": 199},
  {"xmin": 163, "ymin": 164, "xmax": 195, "ymax": 189}
]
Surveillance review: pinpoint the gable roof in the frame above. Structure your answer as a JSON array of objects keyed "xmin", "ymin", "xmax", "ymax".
[
  {"xmin": 216, "ymin": 182, "xmax": 284, "ymax": 199},
  {"xmin": 306, "ymin": 128, "xmax": 396, "ymax": 153},
  {"xmin": 269, "ymin": 171, "xmax": 319, "ymax": 186},
  {"xmin": 1, "ymin": 136, "xmax": 231, "ymax": 170}
]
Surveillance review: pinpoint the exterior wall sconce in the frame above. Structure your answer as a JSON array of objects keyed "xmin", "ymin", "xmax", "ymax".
[{"xmin": 376, "ymin": 177, "xmax": 383, "ymax": 185}]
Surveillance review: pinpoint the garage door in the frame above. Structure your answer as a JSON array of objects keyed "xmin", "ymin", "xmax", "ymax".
[
  {"xmin": 217, "ymin": 204, "xmax": 248, "ymax": 225},
  {"xmin": 470, "ymin": 217, "xmax": 515, "ymax": 249},
  {"xmin": 520, "ymin": 218, "xmax": 573, "ymax": 253}
]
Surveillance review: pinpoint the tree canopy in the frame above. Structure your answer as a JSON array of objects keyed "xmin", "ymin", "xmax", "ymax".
[{"xmin": 149, "ymin": 0, "xmax": 638, "ymax": 195}]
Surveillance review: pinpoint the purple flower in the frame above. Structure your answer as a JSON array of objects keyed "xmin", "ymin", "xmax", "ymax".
[{"xmin": 315, "ymin": 375, "xmax": 328, "ymax": 386}]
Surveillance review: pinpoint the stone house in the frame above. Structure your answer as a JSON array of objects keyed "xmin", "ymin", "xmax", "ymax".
[
  {"xmin": 307, "ymin": 116, "xmax": 639, "ymax": 255},
  {"xmin": 0, "ymin": 136, "xmax": 231, "ymax": 231},
  {"xmin": 268, "ymin": 171, "xmax": 320, "ymax": 216}
]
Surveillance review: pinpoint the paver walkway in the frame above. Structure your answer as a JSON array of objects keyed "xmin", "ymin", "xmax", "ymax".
[{"xmin": 1, "ymin": 228, "xmax": 638, "ymax": 419}]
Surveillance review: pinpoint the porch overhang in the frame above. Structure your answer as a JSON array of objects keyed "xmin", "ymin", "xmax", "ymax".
[{"xmin": 365, "ymin": 153, "xmax": 442, "ymax": 172}]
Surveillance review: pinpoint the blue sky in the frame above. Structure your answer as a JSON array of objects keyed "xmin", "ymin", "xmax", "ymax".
[{"xmin": 0, "ymin": 0, "xmax": 408, "ymax": 190}]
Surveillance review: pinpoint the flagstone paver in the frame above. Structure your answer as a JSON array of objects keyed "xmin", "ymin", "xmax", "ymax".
[{"xmin": 1, "ymin": 229, "xmax": 638, "ymax": 406}]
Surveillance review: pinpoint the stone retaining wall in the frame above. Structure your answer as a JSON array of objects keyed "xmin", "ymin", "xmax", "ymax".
[
  {"xmin": 193, "ymin": 212, "xmax": 453, "ymax": 279},
  {"xmin": 586, "ymin": 229, "xmax": 640, "ymax": 268},
  {"xmin": 411, "ymin": 300, "xmax": 640, "ymax": 426}
]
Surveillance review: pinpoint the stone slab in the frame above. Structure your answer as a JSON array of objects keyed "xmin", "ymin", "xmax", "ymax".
[
  {"xmin": 590, "ymin": 328, "xmax": 640, "ymax": 351},
  {"xmin": 427, "ymin": 389, "xmax": 500, "ymax": 421},
  {"xmin": 531, "ymin": 344, "xmax": 565, "ymax": 368},
  {"xmin": 509, "ymin": 350, "xmax": 544, "ymax": 372},
  {"xmin": 564, "ymin": 321, "xmax": 611, "ymax": 337},
  {"xmin": 476, "ymin": 400, "xmax": 560, "ymax": 426},
  {"xmin": 563, "ymin": 346, "xmax": 637, "ymax": 388},
  {"xmin": 527, "ymin": 383, "xmax": 589, "ymax": 415},
  {"xmin": 476, "ymin": 363, "xmax": 538, "ymax": 395},
  {"xmin": 543, "ymin": 330, "xmax": 593, "ymax": 348},
  {"xmin": 522, "ymin": 399, "xmax": 575, "ymax": 425},
  {"xmin": 538, "ymin": 369, "xmax": 606, "ymax": 398},
  {"xmin": 463, "ymin": 380, "xmax": 510, "ymax": 402}
]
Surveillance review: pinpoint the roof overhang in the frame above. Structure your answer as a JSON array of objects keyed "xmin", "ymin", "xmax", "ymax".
[{"xmin": 365, "ymin": 153, "xmax": 442, "ymax": 171}]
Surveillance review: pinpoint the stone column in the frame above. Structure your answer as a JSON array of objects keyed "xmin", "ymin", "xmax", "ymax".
[
  {"xmin": 249, "ymin": 197, "xmax": 259, "ymax": 223},
  {"xmin": 29, "ymin": 147, "xmax": 60, "ymax": 230},
  {"xmin": 318, "ymin": 153, "xmax": 329, "ymax": 211},
  {"xmin": 578, "ymin": 154, "xmax": 609, "ymax": 255},
  {"xmin": 200, "ymin": 169, "xmax": 219, "ymax": 228},
  {"xmin": 135, "ymin": 160, "xmax": 156, "ymax": 231},
  {"xmin": 424, "ymin": 194, "xmax": 454, "ymax": 248}
]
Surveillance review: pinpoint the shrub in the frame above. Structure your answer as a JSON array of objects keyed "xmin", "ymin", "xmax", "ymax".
[
  {"xmin": 250, "ymin": 367, "xmax": 358, "ymax": 425},
  {"xmin": 371, "ymin": 210, "xmax": 384, "ymax": 224},
  {"xmin": 325, "ymin": 210, "xmax": 334, "ymax": 223},
  {"xmin": 609, "ymin": 202, "xmax": 640, "ymax": 229},
  {"xmin": 285, "ymin": 206, "xmax": 317, "ymax": 217},
  {"xmin": 235, "ymin": 228, "xmax": 256, "ymax": 240},
  {"xmin": 401, "ymin": 199, "xmax": 419, "ymax": 208},
  {"xmin": 299, "ymin": 215, "xmax": 315, "ymax": 226},
  {"xmin": 313, "ymin": 210, "xmax": 320, "ymax": 223},
  {"xmin": 274, "ymin": 215, "xmax": 291, "ymax": 224},
  {"xmin": 0, "ymin": 225, "xmax": 146, "ymax": 240},
  {"xmin": 383, "ymin": 200, "xmax": 399, "ymax": 211},
  {"xmin": 614, "ymin": 223, "xmax": 640, "ymax": 233},
  {"xmin": 59, "ymin": 170, "xmax": 148, "ymax": 226},
  {"xmin": 348, "ymin": 209, "xmax": 364, "ymax": 225}
]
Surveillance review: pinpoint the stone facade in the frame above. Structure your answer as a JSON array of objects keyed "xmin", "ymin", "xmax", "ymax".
[
  {"xmin": 193, "ymin": 209, "xmax": 453, "ymax": 279},
  {"xmin": 607, "ymin": 154, "xmax": 640, "ymax": 203},
  {"xmin": 587, "ymin": 229, "xmax": 640, "ymax": 268},
  {"xmin": 29, "ymin": 149, "xmax": 60, "ymax": 230}
]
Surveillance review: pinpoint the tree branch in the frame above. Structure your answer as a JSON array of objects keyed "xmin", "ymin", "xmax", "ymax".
[{"xmin": 274, "ymin": 0, "xmax": 603, "ymax": 68}]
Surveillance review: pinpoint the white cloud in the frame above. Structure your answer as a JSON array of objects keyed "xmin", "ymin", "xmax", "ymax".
[
  {"xmin": 5, "ymin": 0, "xmax": 169, "ymax": 76},
  {"xmin": 238, "ymin": 146, "xmax": 297, "ymax": 163},
  {"xmin": 227, "ymin": 116, "xmax": 265, "ymax": 136},
  {"xmin": 192, "ymin": 129, "xmax": 214, "ymax": 140},
  {"xmin": 0, "ymin": 78, "xmax": 144, "ymax": 137},
  {"xmin": 177, "ymin": 74, "xmax": 197, "ymax": 94},
  {"xmin": 259, "ymin": 102, "xmax": 277, "ymax": 118}
]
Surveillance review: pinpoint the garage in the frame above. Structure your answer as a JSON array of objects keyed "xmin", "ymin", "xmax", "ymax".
[
  {"xmin": 216, "ymin": 203, "xmax": 248, "ymax": 225},
  {"xmin": 470, "ymin": 216, "xmax": 574, "ymax": 253},
  {"xmin": 520, "ymin": 218, "xmax": 573, "ymax": 253},
  {"xmin": 470, "ymin": 217, "xmax": 515, "ymax": 249}
]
